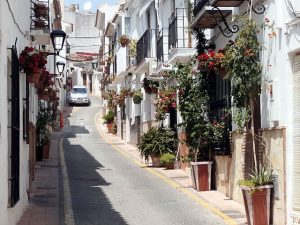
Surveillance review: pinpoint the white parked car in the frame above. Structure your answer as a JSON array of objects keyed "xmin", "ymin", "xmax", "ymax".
[{"xmin": 68, "ymin": 85, "xmax": 91, "ymax": 106}]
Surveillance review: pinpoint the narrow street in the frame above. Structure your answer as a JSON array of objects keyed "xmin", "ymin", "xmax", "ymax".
[{"xmin": 61, "ymin": 96, "xmax": 227, "ymax": 225}]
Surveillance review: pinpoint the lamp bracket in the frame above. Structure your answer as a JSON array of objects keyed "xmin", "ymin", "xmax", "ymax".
[
  {"xmin": 210, "ymin": 7, "xmax": 239, "ymax": 38},
  {"xmin": 246, "ymin": 0, "xmax": 266, "ymax": 14}
]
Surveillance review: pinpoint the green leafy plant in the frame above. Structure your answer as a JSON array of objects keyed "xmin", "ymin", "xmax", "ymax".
[
  {"xmin": 223, "ymin": 19, "xmax": 272, "ymax": 187},
  {"xmin": 137, "ymin": 126, "xmax": 177, "ymax": 161},
  {"xmin": 238, "ymin": 163, "xmax": 273, "ymax": 188},
  {"xmin": 132, "ymin": 90, "xmax": 143, "ymax": 104},
  {"xmin": 102, "ymin": 111, "xmax": 114, "ymax": 124},
  {"xmin": 160, "ymin": 153, "xmax": 176, "ymax": 165},
  {"xmin": 175, "ymin": 58, "xmax": 213, "ymax": 162}
]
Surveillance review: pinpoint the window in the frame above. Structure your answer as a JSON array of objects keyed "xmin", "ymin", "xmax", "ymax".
[
  {"xmin": 125, "ymin": 17, "xmax": 130, "ymax": 35},
  {"xmin": 8, "ymin": 45, "xmax": 20, "ymax": 207}
]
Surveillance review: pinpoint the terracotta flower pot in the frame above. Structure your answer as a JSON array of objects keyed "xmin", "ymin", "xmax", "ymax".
[
  {"xmin": 241, "ymin": 185, "xmax": 273, "ymax": 225},
  {"xmin": 150, "ymin": 155, "xmax": 161, "ymax": 167},
  {"xmin": 43, "ymin": 142, "xmax": 50, "ymax": 159},
  {"xmin": 190, "ymin": 161, "xmax": 213, "ymax": 191},
  {"xmin": 107, "ymin": 123, "xmax": 113, "ymax": 133}
]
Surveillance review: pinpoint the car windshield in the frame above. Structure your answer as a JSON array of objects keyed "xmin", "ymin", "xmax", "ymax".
[{"xmin": 71, "ymin": 88, "xmax": 87, "ymax": 94}]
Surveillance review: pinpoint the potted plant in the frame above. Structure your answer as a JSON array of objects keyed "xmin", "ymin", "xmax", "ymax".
[
  {"xmin": 160, "ymin": 153, "xmax": 176, "ymax": 169},
  {"xmin": 141, "ymin": 78, "xmax": 159, "ymax": 94},
  {"xmin": 19, "ymin": 47, "xmax": 47, "ymax": 84},
  {"xmin": 223, "ymin": 19, "xmax": 273, "ymax": 225},
  {"xmin": 238, "ymin": 164, "xmax": 273, "ymax": 225},
  {"xmin": 36, "ymin": 102, "xmax": 53, "ymax": 160},
  {"xmin": 137, "ymin": 126, "xmax": 177, "ymax": 167},
  {"xmin": 119, "ymin": 35, "xmax": 130, "ymax": 47},
  {"xmin": 153, "ymin": 87, "xmax": 177, "ymax": 121},
  {"xmin": 174, "ymin": 51, "xmax": 214, "ymax": 191},
  {"xmin": 33, "ymin": 2, "xmax": 49, "ymax": 18},
  {"xmin": 102, "ymin": 111, "xmax": 115, "ymax": 133},
  {"xmin": 132, "ymin": 89, "xmax": 143, "ymax": 104}
]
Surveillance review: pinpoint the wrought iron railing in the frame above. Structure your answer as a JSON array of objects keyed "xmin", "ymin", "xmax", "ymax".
[
  {"xmin": 9, "ymin": 45, "xmax": 20, "ymax": 207},
  {"xmin": 193, "ymin": 0, "xmax": 209, "ymax": 16},
  {"xmin": 157, "ymin": 31, "xmax": 164, "ymax": 62},
  {"xmin": 136, "ymin": 29, "xmax": 157, "ymax": 65},
  {"xmin": 30, "ymin": 0, "xmax": 50, "ymax": 31},
  {"xmin": 168, "ymin": 8, "xmax": 191, "ymax": 50}
]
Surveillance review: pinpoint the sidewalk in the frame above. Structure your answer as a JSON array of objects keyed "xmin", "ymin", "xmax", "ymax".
[
  {"xmin": 96, "ymin": 112, "xmax": 247, "ymax": 225},
  {"xmin": 17, "ymin": 131, "xmax": 62, "ymax": 225}
]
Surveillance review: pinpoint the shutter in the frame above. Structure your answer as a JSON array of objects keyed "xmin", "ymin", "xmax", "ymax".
[{"xmin": 292, "ymin": 55, "xmax": 300, "ymax": 213}]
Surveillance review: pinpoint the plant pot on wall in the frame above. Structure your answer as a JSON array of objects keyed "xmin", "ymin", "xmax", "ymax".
[
  {"xmin": 150, "ymin": 154, "xmax": 161, "ymax": 167},
  {"xmin": 43, "ymin": 142, "xmax": 50, "ymax": 159},
  {"xmin": 241, "ymin": 185, "xmax": 273, "ymax": 225},
  {"xmin": 190, "ymin": 161, "xmax": 213, "ymax": 191},
  {"xmin": 107, "ymin": 123, "xmax": 113, "ymax": 133}
]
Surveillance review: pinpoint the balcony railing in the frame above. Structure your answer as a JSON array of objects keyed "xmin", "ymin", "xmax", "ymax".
[
  {"xmin": 157, "ymin": 29, "xmax": 168, "ymax": 63},
  {"xmin": 168, "ymin": 8, "xmax": 191, "ymax": 50},
  {"xmin": 193, "ymin": 0, "xmax": 209, "ymax": 16},
  {"xmin": 30, "ymin": 0, "xmax": 50, "ymax": 32},
  {"xmin": 136, "ymin": 29, "xmax": 157, "ymax": 65}
]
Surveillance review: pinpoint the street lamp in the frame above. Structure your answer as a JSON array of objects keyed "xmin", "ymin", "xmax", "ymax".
[
  {"xmin": 50, "ymin": 30, "xmax": 66, "ymax": 54},
  {"xmin": 56, "ymin": 61, "xmax": 65, "ymax": 75}
]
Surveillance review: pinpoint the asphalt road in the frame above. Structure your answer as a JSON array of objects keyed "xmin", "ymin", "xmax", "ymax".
[{"xmin": 62, "ymin": 95, "xmax": 227, "ymax": 225}]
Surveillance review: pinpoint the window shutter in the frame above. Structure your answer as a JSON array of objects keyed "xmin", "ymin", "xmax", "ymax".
[{"xmin": 292, "ymin": 55, "xmax": 300, "ymax": 213}]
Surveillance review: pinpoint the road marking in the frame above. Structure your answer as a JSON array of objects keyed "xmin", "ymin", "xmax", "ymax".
[
  {"xmin": 94, "ymin": 113, "xmax": 238, "ymax": 225},
  {"xmin": 59, "ymin": 138, "xmax": 75, "ymax": 225}
]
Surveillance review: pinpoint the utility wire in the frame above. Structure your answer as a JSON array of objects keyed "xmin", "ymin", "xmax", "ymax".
[{"xmin": 6, "ymin": 0, "xmax": 27, "ymax": 37}]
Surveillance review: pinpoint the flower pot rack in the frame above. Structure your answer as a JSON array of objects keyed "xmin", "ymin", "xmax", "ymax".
[{"xmin": 30, "ymin": 0, "xmax": 50, "ymax": 31}]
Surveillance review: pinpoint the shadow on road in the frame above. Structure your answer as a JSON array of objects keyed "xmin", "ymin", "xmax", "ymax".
[{"xmin": 63, "ymin": 136, "xmax": 129, "ymax": 225}]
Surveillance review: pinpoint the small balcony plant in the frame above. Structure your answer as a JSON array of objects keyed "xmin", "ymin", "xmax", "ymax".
[
  {"xmin": 119, "ymin": 35, "xmax": 130, "ymax": 47},
  {"xmin": 132, "ymin": 90, "xmax": 143, "ymax": 104}
]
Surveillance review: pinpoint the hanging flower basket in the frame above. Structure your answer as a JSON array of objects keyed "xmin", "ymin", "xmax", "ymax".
[
  {"xmin": 119, "ymin": 35, "xmax": 130, "ymax": 47},
  {"xmin": 19, "ymin": 46, "xmax": 47, "ymax": 76}
]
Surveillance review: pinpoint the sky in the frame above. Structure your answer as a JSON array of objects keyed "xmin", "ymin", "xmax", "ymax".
[{"xmin": 65, "ymin": 0, "xmax": 118, "ymax": 12}]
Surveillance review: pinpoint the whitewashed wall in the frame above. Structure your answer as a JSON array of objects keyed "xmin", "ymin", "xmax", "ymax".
[{"xmin": 0, "ymin": 0, "xmax": 32, "ymax": 224}]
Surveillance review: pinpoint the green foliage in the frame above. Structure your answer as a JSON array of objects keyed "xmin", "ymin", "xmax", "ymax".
[
  {"xmin": 132, "ymin": 90, "xmax": 143, "ymax": 104},
  {"xmin": 238, "ymin": 164, "xmax": 273, "ymax": 187},
  {"xmin": 36, "ymin": 102, "xmax": 53, "ymax": 143},
  {"xmin": 175, "ymin": 57, "xmax": 212, "ymax": 161},
  {"xmin": 223, "ymin": 19, "xmax": 262, "ymax": 130},
  {"xmin": 137, "ymin": 126, "xmax": 177, "ymax": 161},
  {"xmin": 160, "ymin": 152, "xmax": 176, "ymax": 165},
  {"xmin": 102, "ymin": 111, "xmax": 114, "ymax": 124}
]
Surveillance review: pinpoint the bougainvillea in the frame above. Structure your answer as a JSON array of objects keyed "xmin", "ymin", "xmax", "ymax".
[{"xmin": 19, "ymin": 47, "xmax": 47, "ymax": 75}]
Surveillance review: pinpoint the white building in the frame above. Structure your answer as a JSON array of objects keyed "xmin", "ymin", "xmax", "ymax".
[
  {"xmin": 64, "ymin": 4, "xmax": 101, "ymax": 94},
  {"xmin": 0, "ymin": 0, "xmax": 66, "ymax": 224}
]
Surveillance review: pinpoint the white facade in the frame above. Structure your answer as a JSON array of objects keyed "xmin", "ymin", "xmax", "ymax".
[{"xmin": 0, "ymin": 0, "xmax": 32, "ymax": 224}]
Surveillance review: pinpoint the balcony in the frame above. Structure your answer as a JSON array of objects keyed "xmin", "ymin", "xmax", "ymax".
[
  {"xmin": 30, "ymin": 0, "xmax": 50, "ymax": 32},
  {"xmin": 136, "ymin": 29, "xmax": 157, "ymax": 73},
  {"xmin": 191, "ymin": 0, "xmax": 232, "ymax": 29},
  {"xmin": 168, "ymin": 8, "xmax": 196, "ymax": 64},
  {"xmin": 155, "ymin": 29, "xmax": 174, "ymax": 74},
  {"xmin": 210, "ymin": 0, "xmax": 244, "ymax": 7},
  {"xmin": 30, "ymin": 0, "xmax": 50, "ymax": 45}
]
